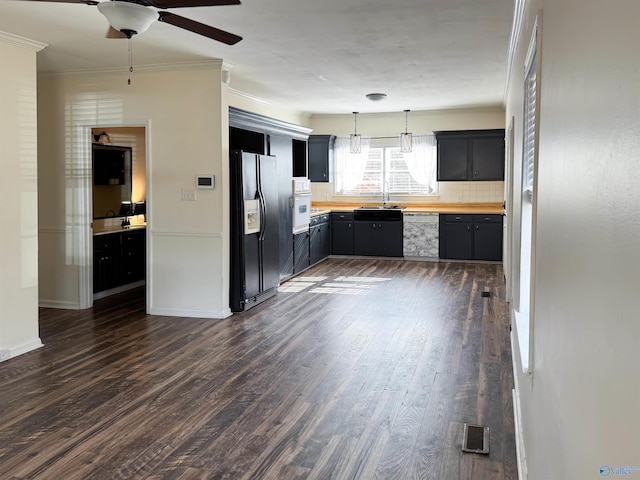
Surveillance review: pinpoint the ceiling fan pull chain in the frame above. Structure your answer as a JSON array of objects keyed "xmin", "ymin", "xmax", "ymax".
[{"xmin": 128, "ymin": 37, "xmax": 133, "ymax": 86}]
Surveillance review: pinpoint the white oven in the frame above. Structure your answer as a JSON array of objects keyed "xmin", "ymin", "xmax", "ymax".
[{"xmin": 292, "ymin": 177, "xmax": 311, "ymax": 234}]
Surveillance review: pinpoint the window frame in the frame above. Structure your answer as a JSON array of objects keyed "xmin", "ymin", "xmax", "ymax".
[{"xmin": 334, "ymin": 136, "xmax": 438, "ymax": 197}]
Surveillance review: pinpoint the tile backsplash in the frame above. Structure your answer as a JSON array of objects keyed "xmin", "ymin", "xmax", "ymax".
[{"xmin": 311, "ymin": 181, "xmax": 504, "ymax": 204}]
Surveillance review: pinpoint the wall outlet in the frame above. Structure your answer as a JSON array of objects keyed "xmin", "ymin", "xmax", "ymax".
[
  {"xmin": 0, "ymin": 349, "xmax": 10, "ymax": 361},
  {"xmin": 181, "ymin": 188, "xmax": 196, "ymax": 201}
]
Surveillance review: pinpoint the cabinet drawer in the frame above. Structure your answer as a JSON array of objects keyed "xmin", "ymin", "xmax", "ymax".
[
  {"xmin": 473, "ymin": 214, "xmax": 503, "ymax": 223},
  {"xmin": 331, "ymin": 212, "xmax": 353, "ymax": 221},
  {"xmin": 310, "ymin": 216, "xmax": 320, "ymax": 226},
  {"xmin": 443, "ymin": 214, "xmax": 473, "ymax": 223},
  {"xmin": 94, "ymin": 234, "xmax": 120, "ymax": 251}
]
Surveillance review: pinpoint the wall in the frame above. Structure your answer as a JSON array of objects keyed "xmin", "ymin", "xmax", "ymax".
[
  {"xmin": 37, "ymin": 63, "xmax": 231, "ymax": 317},
  {"xmin": 308, "ymin": 109, "xmax": 506, "ymax": 204},
  {"xmin": 0, "ymin": 32, "xmax": 45, "ymax": 360},
  {"xmin": 506, "ymin": 2, "xmax": 640, "ymax": 479},
  {"xmin": 36, "ymin": 63, "xmax": 311, "ymax": 317}
]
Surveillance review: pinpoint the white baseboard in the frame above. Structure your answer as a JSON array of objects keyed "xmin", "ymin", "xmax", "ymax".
[
  {"xmin": 0, "ymin": 337, "xmax": 44, "ymax": 362},
  {"xmin": 148, "ymin": 307, "xmax": 233, "ymax": 319},
  {"xmin": 512, "ymin": 387, "xmax": 528, "ymax": 479},
  {"xmin": 38, "ymin": 299, "xmax": 81, "ymax": 309}
]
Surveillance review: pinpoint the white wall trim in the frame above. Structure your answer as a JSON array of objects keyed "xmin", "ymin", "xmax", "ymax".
[
  {"xmin": 512, "ymin": 388, "xmax": 528, "ymax": 480},
  {"xmin": 504, "ymin": 0, "xmax": 528, "ymax": 99},
  {"xmin": 37, "ymin": 59, "xmax": 225, "ymax": 78},
  {"xmin": 39, "ymin": 299, "xmax": 81, "ymax": 309},
  {"xmin": 151, "ymin": 231, "xmax": 224, "ymax": 238},
  {"xmin": 0, "ymin": 31, "xmax": 47, "ymax": 51},
  {"xmin": 1, "ymin": 338, "xmax": 44, "ymax": 362},
  {"xmin": 148, "ymin": 306, "xmax": 233, "ymax": 319}
]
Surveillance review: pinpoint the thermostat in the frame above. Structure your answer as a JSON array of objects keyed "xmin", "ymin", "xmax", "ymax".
[{"xmin": 196, "ymin": 174, "xmax": 215, "ymax": 189}]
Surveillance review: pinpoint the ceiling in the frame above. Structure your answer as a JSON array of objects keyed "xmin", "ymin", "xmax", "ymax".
[{"xmin": 0, "ymin": 0, "xmax": 514, "ymax": 115}]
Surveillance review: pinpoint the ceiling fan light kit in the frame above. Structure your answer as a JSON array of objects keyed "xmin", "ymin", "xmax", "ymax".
[{"xmin": 97, "ymin": 1, "xmax": 158, "ymax": 38}]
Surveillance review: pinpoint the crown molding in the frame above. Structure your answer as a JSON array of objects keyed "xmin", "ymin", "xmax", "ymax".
[
  {"xmin": 0, "ymin": 31, "xmax": 48, "ymax": 52},
  {"xmin": 37, "ymin": 59, "xmax": 226, "ymax": 78}
]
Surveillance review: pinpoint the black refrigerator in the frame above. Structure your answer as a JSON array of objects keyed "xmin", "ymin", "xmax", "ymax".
[{"xmin": 230, "ymin": 151, "xmax": 280, "ymax": 312}]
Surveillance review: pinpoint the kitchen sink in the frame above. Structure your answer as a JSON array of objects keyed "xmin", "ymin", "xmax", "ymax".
[{"xmin": 354, "ymin": 206, "xmax": 404, "ymax": 221}]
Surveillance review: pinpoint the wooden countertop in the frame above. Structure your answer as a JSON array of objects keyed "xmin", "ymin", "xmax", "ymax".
[{"xmin": 310, "ymin": 202, "xmax": 504, "ymax": 215}]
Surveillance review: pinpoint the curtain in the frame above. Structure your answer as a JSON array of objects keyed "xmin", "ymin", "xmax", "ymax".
[
  {"xmin": 403, "ymin": 134, "xmax": 437, "ymax": 194},
  {"xmin": 335, "ymin": 136, "xmax": 370, "ymax": 193}
]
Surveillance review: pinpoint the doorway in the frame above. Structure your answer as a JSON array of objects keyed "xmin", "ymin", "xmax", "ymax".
[{"xmin": 90, "ymin": 126, "xmax": 147, "ymax": 300}]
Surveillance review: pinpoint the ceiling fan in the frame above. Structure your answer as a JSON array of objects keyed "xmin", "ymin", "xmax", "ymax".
[{"xmin": 24, "ymin": 0, "xmax": 243, "ymax": 45}]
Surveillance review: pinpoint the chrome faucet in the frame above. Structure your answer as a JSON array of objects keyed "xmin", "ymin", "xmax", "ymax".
[{"xmin": 382, "ymin": 180, "xmax": 390, "ymax": 207}]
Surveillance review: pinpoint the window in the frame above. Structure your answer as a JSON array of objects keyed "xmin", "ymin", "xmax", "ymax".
[
  {"xmin": 334, "ymin": 135, "xmax": 437, "ymax": 196},
  {"xmin": 515, "ymin": 17, "xmax": 540, "ymax": 374}
]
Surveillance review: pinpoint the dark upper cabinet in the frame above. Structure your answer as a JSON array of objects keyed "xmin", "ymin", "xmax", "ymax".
[
  {"xmin": 436, "ymin": 129, "xmax": 505, "ymax": 181},
  {"xmin": 308, "ymin": 135, "xmax": 336, "ymax": 182},
  {"xmin": 229, "ymin": 126, "xmax": 265, "ymax": 154},
  {"xmin": 292, "ymin": 139, "xmax": 308, "ymax": 177}
]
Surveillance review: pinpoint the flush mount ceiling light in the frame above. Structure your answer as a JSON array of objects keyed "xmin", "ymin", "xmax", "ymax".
[
  {"xmin": 400, "ymin": 109, "xmax": 412, "ymax": 153},
  {"xmin": 365, "ymin": 93, "xmax": 387, "ymax": 102},
  {"xmin": 97, "ymin": 1, "xmax": 158, "ymax": 38},
  {"xmin": 350, "ymin": 111, "xmax": 361, "ymax": 154}
]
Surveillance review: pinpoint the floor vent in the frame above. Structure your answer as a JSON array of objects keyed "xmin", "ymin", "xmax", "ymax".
[
  {"xmin": 481, "ymin": 291, "xmax": 491, "ymax": 298},
  {"xmin": 462, "ymin": 424, "xmax": 490, "ymax": 454}
]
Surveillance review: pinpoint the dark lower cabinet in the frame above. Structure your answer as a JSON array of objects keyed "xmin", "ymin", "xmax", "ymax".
[
  {"xmin": 310, "ymin": 214, "xmax": 330, "ymax": 265},
  {"xmin": 354, "ymin": 221, "xmax": 403, "ymax": 257},
  {"xmin": 293, "ymin": 231, "xmax": 309, "ymax": 274},
  {"xmin": 473, "ymin": 216, "xmax": 504, "ymax": 261},
  {"xmin": 439, "ymin": 214, "xmax": 503, "ymax": 261},
  {"xmin": 331, "ymin": 212, "xmax": 354, "ymax": 255},
  {"xmin": 94, "ymin": 234, "xmax": 121, "ymax": 293},
  {"xmin": 94, "ymin": 228, "xmax": 146, "ymax": 293}
]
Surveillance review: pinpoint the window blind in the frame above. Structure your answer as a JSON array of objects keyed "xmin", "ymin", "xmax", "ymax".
[{"xmin": 523, "ymin": 53, "xmax": 537, "ymax": 200}]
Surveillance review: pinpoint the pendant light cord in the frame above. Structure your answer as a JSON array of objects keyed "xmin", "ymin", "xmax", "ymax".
[{"xmin": 128, "ymin": 37, "xmax": 133, "ymax": 86}]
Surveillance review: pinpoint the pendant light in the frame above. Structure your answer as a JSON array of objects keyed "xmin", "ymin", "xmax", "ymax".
[
  {"xmin": 350, "ymin": 111, "xmax": 362, "ymax": 154},
  {"xmin": 400, "ymin": 109, "xmax": 412, "ymax": 153}
]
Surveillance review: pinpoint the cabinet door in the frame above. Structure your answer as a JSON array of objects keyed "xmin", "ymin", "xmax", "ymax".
[
  {"xmin": 441, "ymin": 222, "xmax": 473, "ymax": 260},
  {"xmin": 293, "ymin": 231, "xmax": 310, "ymax": 273},
  {"xmin": 310, "ymin": 224, "xmax": 322, "ymax": 265},
  {"xmin": 473, "ymin": 216, "xmax": 503, "ymax": 261},
  {"xmin": 331, "ymin": 221, "xmax": 354, "ymax": 255},
  {"xmin": 438, "ymin": 138, "xmax": 469, "ymax": 181},
  {"xmin": 93, "ymin": 235, "xmax": 121, "ymax": 293},
  {"xmin": 308, "ymin": 135, "xmax": 335, "ymax": 182},
  {"xmin": 375, "ymin": 222, "xmax": 403, "ymax": 257},
  {"xmin": 472, "ymin": 137, "xmax": 505, "ymax": 180},
  {"xmin": 320, "ymin": 221, "xmax": 331, "ymax": 259}
]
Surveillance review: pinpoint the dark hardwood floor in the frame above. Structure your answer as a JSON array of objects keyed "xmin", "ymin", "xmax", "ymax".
[{"xmin": 0, "ymin": 259, "xmax": 516, "ymax": 479}]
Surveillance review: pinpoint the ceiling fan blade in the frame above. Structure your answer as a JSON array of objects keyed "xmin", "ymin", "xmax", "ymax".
[
  {"xmin": 106, "ymin": 26, "xmax": 129, "ymax": 39},
  {"xmin": 149, "ymin": 0, "xmax": 240, "ymax": 8},
  {"xmin": 157, "ymin": 12, "xmax": 242, "ymax": 45}
]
